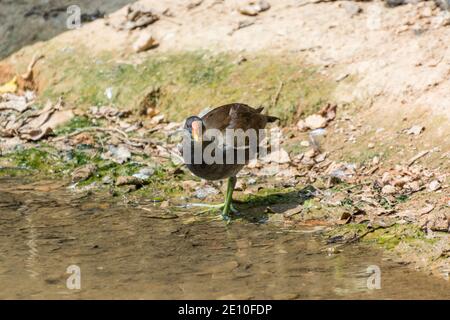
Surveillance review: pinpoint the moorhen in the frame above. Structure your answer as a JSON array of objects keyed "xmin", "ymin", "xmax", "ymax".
[{"xmin": 182, "ymin": 103, "xmax": 278, "ymax": 220}]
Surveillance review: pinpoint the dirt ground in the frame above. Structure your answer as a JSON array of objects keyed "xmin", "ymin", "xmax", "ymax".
[
  {"xmin": 4, "ymin": 0, "xmax": 450, "ymax": 154},
  {"xmin": 6, "ymin": 1, "xmax": 449, "ymax": 115}
]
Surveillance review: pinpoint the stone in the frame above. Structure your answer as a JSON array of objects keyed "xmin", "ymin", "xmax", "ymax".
[
  {"xmin": 71, "ymin": 164, "xmax": 97, "ymax": 183},
  {"xmin": 276, "ymin": 167, "xmax": 300, "ymax": 178},
  {"xmin": 428, "ymin": 180, "xmax": 441, "ymax": 192},
  {"xmin": 343, "ymin": 2, "xmax": 362, "ymax": 17},
  {"xmin": 405, "ymin": 180, "xmax": 421, "ymax": 192},
  {"xmin": 304, "ymin": 114, "xmax": 327, "ymax": 130},
  {"xmin": 235, "ymin": 180, "xmax": 246, "ymax": 191},
  {"xmin": 438, "ymin": 15, "xmax": 450, "ymax": 27},
  {"xmin": 104, "ymin": 144, "xmax": 131, "ymax": 164},
  {"xmin": 296, "ymin": 119, "xmax": 308, "ymax": 131},
  {"xmin": 72, "ymin": 132, "xmax": 95, "ymax": 145},
  {"xmin": 304, "ymin": 148, "xmax": 317, "ymax": 159},
  {"xmin": 160, "ymin": 200, "xmax": 170, "ymax": 208},
  {"xmin": 427, "ymin": 213, "xmax": 449, "ymax": 232},
  {"xmin": 262, "ymin": 148, "xmax": 290, "ymax": 164},
  {"xmin": 102, "ymin": 175, "xmax": 113, "ymax": 184},
  {"xmin": 382, "ymin": 185, "xmax": 397, "ymax": 195},
  {"xmin": 116, "ymin": 176, "xmax": 144, "ymax": 186},
  {"xmin": 392, "ymin": 176, "xmax": 411, "ymax": 187},
  {"xmin": 300, "ymin": 140, "xmax": 310, "ymax": 147},
  {"xmin": 239, "ymin": 0, "xmax": 271, "ymax": 16},
  {"xmin": 133, "ymin": 167, "xmax": 155, "ymax": 180},
  {"xmin": 372, "ymin": 156, "xmax": 380, "ymax": 165},
  {"xmin": 150, "ymin": 114, "xmax": 165, "ymax": 125},
  {"xmin": 268, "ymin": 213, "xmax": 284, "ymax": 224},
  {"xmin": 381, "ymin": 172, "xmax": 392, "ymax": 184},
  {"xmin": 406, "ymin": 125, "xmax": 424, "ymax": 135},
  {"xmin": 314, "ymin": 152, "xmax": 327, "ymax": 163},
  {"xmin": 195, "ymin": 185, "xmax": 219, "ymax": 199},
  {"xmin": 133, "ymin": 33, "xmax": 159, "ymax": 53}
]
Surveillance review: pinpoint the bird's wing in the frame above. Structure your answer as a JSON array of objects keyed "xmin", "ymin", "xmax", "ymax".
[
  {"xmin": 201, "ymin": 103, "xmax": 276, "ymax": 149},
  {"xmin": 228, "ymin": 104, "xmax": 269, "ymax": 131},
  {"xmin": 201, "ymin": 103, "xmax": 259, "ymax": 131},
  {"xmin": 227, "ymin": 104, "xmax": 272, "ymax": 150}
]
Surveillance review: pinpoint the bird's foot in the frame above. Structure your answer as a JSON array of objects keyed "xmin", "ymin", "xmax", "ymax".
[{"xmin": 180, "ymin": 202, "xmax": 239, "ymax": 216}]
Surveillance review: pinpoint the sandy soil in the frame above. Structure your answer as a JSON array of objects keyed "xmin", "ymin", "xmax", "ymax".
[{"xmin": 11, "ymin": 0, "xmax": 447, "ymax": 121}]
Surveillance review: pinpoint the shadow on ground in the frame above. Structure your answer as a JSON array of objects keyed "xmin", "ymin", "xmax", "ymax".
[{"xmin": 232, "ymin": 185, "xmax": 317, "ymax": 223}]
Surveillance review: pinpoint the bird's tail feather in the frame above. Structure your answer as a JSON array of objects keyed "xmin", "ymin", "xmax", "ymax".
[
  {"xmin": 255, "ymin": 106, "xmax": 278, "ymax": 122},
  {"xmin": 265, "ymin": 115, "xmax": 279, "ymax": 123}
]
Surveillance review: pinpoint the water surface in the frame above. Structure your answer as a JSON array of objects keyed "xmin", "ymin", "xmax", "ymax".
[{"xmin": 1, "ymin": 177, "xmax": 449, "ymax": 299}]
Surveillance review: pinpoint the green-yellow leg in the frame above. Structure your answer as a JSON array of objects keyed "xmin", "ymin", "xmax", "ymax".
[{"xmin": 221, "ymin": 176, "xmax": 237, "ymax": 221}]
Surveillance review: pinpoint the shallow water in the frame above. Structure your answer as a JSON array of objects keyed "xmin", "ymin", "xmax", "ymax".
[{"xmin": 1, "ymin": 177, "xmax": 449, "ymax": 299}]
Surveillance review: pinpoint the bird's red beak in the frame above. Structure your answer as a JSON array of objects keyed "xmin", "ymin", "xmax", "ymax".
[{"xmin": 191, "ymin": 120, "xmax": 202, "ymax": 142}]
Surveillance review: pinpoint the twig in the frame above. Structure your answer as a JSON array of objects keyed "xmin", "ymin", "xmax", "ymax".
[
  {"xmin": 21, "ymin": 54, "xmax": 44, "ymax": 80},
  {"xmin": 228, "ymin": 21, "xmax": 255, "ymax": 36},
  {"xmin": 297, "ymin": 0, "xmax": 333, "ymax": 7},
  {"xmin": 341, "ymin": 229, "xmax": 375, "ymax": 246},
  {"xmin": 336, "ymin": 224, "xmax": 388, "ymax": 248},
  {"xmin": 364, "ymin": 165, "xmax": 380, "ymax": 175},
  {"xmin": 52, "ymin": 127, "xmax": 154, "ymax": 146},
  {"xmin": 407, "ymin": 150, "xmax": 429, "ymax": 166},
  {"xmin": 271, "ymin": 80, "xmax": 284, "ymax": 109}
]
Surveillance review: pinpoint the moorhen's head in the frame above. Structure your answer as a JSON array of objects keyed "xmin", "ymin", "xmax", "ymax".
[{"xmin": 184, "ymin": 116, "xmax": 205, "ymax": 142}]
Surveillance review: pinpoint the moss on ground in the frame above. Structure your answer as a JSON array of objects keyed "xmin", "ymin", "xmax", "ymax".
[
  {"xmin": 39, "ymin": 49, "xmax": 334, "ymax": 124},
  {"xmin": 327, "ymin": 222, "xmax": 434, "ymax": 251},
  {"xmin": 53, "ymin": 116, "xmax": 96, "ymax": 135},
  {"xmin": 0, "ymin": 144, "xmax": 190, "ymax": 201}
]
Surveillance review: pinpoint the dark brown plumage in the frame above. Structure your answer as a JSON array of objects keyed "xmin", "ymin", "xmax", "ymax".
[{"xmin": 182, "ymin": 103, "xmax": 278, "ymax": 219}]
